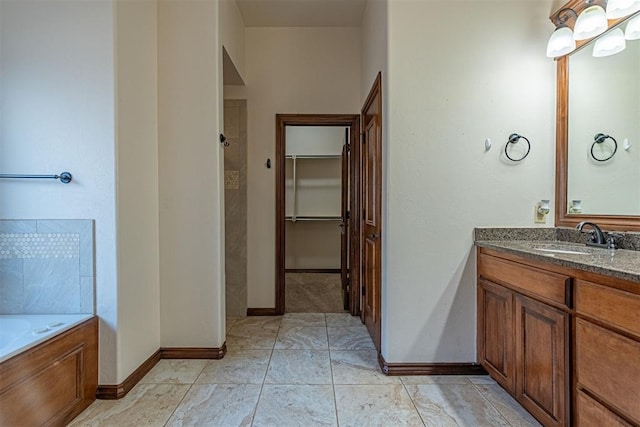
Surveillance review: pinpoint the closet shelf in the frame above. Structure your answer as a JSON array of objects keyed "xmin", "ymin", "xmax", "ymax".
[
  {"xmin": 286, "ymin": 216, "xmax": 342, "ymax": 222},
  {"xmin": 285, "ymin": 154, "xmax": 342, "ymax": 159}
]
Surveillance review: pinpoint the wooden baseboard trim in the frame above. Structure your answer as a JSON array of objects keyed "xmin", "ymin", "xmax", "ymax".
[
  {"xmin": 378, "ymin": 353, "xmax": 487, "ymax": 376},
  {"xmin": 285, "ymin": 269, "xmax": 341, "ymax": 274},
  {"xmin": 96, "ymin": 349, "xmax": 161, "ymax": 399},
  {"xmin": 247, "ymin": 307, "xmax": 279, "ymax": 316},
  {"xmin": 96, "ymin": 344, "xmax": 226, "ymax": 400},
  {"xmin": 160, "ymin": 344, "xmax": 226, "ymax": 359}
]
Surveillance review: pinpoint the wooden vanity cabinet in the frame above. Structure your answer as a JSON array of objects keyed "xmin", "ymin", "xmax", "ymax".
[
  {"xmin": 478, "ymin": 249, "xmax": 570, "ymax": 427},
  {"xmin": 478, "ymin": 247, "xmax": 640, "ymax": 427},
  {"xmin": 574, "ymin": 279, "xmax": 640, "ymax": 425}
]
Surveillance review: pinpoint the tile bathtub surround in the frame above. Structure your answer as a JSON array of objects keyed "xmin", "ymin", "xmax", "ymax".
[
  {"xmin": 71, "ymin": 313, "xmax": 541, "ymax": 427},
  {"xmin": 0, "ymin": 219, "xmax": 94, "ymax": 314},
  {"xmin": 474, "ymin": 226, "xmax": 640, "ymax": 251}
]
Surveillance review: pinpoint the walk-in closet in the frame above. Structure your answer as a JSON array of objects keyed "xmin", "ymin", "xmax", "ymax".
[{"xmin": 284, "ymin": 126, "xmax": 348, "ymax": 312}]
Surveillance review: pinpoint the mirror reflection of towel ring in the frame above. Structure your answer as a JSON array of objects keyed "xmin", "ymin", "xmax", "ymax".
[
  {"xmin": 590, "ymin": 133, "xmax": 617, "ymax": 162},
  {"xmin": 504, "ymin": 133, "xmax": 531, "ymax": 162}
]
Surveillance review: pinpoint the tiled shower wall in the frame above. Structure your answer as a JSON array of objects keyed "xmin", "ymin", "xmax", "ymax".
[
  {"xmin": 0, "ymin": 219, "xmax": 94, "ymax": 314},
  {"xmin": 224, "ymin": 99, "xmax": 247, "ymax": 316}
]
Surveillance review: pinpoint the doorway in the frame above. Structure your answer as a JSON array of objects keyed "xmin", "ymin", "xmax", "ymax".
[{"xmin": 275, "ymin": 114, "xmax": 360, "ymax": 316}]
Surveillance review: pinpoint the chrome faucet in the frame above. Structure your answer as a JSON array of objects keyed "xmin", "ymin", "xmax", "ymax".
[{"xmin": 576, "ymin": 221, "xmax": 607, "ymax": 247}]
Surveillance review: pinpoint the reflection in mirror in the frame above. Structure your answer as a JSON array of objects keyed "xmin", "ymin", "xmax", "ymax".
[{"xmin": 567, "ymin": 17, "xmax": 640, "ymax": 216}]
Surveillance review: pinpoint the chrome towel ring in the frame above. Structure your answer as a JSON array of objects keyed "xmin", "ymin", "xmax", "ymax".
[
  {"xmin": 504, "ymin": 133, "xmax": 531, "ymax": 162},
  {"xmin": 590, "ymin": 133, "xmax": 617, "ymax": 162}
]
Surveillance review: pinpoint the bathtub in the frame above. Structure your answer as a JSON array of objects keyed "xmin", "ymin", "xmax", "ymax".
[
  {"xmin": 0, "ymin": 314, "xmax": 98, "ymax": 426},
  {"xmin": 0, "ymin": 313, "xmax": 93, "ymax": 362}
]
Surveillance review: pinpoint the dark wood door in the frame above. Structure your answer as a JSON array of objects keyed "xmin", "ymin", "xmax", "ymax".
[
  {"xmin": 477, "ymin": 279, "xmax": 515, "ymax": 394},
  {"xmin": 515, "ymin": 294, "xmax": 569, "ymax": 427},
  {"xmin": 361, "ymin": 73, "xmax": 382, "ymax": 350},
  {"xmin": 341, "ymin": 140, "xmax": 349, "ymax": 310}
]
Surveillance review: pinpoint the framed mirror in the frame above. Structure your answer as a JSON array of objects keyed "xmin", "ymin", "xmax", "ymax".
[{"xmin": 555, "ymin": 9, "xmax": 640, "ymax": 231}]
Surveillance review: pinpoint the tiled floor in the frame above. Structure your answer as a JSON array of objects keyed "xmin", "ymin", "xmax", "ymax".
[
  {"xmin": 69, "ymin": 313, "xmax": 541, "ymax": 426},
  {"xmin": 285, "ymin": 273, "xmax": 344, "ymax": 313}
]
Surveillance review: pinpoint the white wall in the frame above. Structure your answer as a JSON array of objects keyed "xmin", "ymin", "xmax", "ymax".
[
  {"xmin": 383, "ymin": 0, "xmax": 556, "ymax": 363},
  {"xmin": 114, "ymin": 0, "xmax": 161, "ymax": 382},
  {"xmin": 219, "ymin": 0, "xmax": 246, "ymax": 82},
  {"xmin": 158, "ymin": 0, "xmax": 225, "ymax": 348},
  {"xmin": 0, "ymin": 0, "xmax": 119, "ymax": 383},
  {"xmin": 245, "ymin": 27, "xmax": 361, "ymax": 307},
  {"xmin": 568, "ymin": 40, "xmax": 640, "ymax": 215},
  {"xmin": 361, "ymin": 0, "xmax": 389, "ymax": 346}
]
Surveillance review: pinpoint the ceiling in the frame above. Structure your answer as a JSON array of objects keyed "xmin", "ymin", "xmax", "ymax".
[{"xmin": 236, "ymin": 0, "xmax": 368, "ymax": 27}]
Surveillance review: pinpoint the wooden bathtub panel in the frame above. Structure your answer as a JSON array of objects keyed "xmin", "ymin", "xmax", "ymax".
[{"xmin": 0, "ymin": 317, "xmax": 98, "ymax": 427}]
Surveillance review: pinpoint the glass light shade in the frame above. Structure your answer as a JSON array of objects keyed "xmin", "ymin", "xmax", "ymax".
[
  {"xmin": 574, "ymin": 5, "xmax": 608, "ymax": 40},
  {"xmin": 593, "ymin": 28, "xmax": 626, "ymax": 57},
  {"xmin": 626, "ymin": 14, "xmax": 640, "ymax": 39},
  {"xmin": 547, "ymin": 26, "xmax": 577, "ymax": 57},
  {"xmin": 606, "ymin": 0, "xmax": 640, "ymax": 19}
]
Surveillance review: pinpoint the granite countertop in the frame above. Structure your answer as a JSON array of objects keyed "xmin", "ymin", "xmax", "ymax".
[{"xmin": 474, "ymin": 228, "xmax": 640, "ymax": 283}]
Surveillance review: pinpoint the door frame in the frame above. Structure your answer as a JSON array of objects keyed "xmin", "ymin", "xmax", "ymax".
[{"xmin": 275, "ymin": 114, "xmax": 360, "ymax": 315}]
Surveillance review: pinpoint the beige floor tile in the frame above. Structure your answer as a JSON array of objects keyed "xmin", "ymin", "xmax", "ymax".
[
  {"xmin": 405, "ymin": 384, "xmax": 510, "ymax": 427},
  {"xmin": 285, "ymin": 273, "xmax": 344, "ymax": 313},
  {"xmin": 325, "ymin": 313, "xmax": 364, "ymax": 327},
  {"xmin": 468, "ymin": 375, "xmax": 497, "ymax": 385},
  {"xmin": 196, "ymin": 350, "xmax": 271, "ymax": 384},
  {"xmin": 334, "ymin": 384, "xmax": 424, "ymax": 427},
  {"xmin": 401, "ymin": 375, "xmax": 471, "ymax": 385},
  {"xmin": 226, "ymin": 316, "xmax": 243, "ymax": 332},
  {"xmin": 331, "ymin": 350, "xmax": 401, "ymax": 385},
  {"xmin": 226, "ymin": 325, "xmax": 278, "ymax": 350},
  {"xmin": 139, "ymin": 359, "xmax": 208, "ymax": 384},
  {"xmin": 476, "ymin": 384, "xmax": 542, "ymax": 427},
  {"xmin": 232, "ymin": 316, "xmax": 282, "ymax": 330},
  {"xmin": 165, "ymin": 384, "xmax": 261, "ymax": 426},
  {"xmin": 68, "ymin": 384, "xmax": 189, "ymax": 427},
  {"xmin": 327, "ymin": 326, "xmax": 376, "ymax": 350},
  {"xmin": 281, "ymin": 312, "xmax": 327, "ymax": 327},
  {"xmin": 253, "ymin": 384, "xmax": 337, "ymax": 426},
  {"xmin": 265, "ymin": 350, "xmax": 332, "ymax": 385},
  {"xmin": 275, "ymin": 326, "xmax": 329, "ymax": 349}
]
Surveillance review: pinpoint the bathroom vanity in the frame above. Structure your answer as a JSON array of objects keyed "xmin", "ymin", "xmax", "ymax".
[{"xmin": 476, "ymin": 235, "xmax": 640, "ymax": 427}]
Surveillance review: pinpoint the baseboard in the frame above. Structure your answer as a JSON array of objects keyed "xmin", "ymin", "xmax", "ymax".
[
  {"xmin": 285, "ymin": 268, "xmax": 341, "ymax": 274},
  {"xmin": 161, "ymin": 344, "xmax": 226, "ymax": 359},
  {"xmin": 378, "ymin": 353, "xmax": 487, "ymax": 376},
  {"xmin": 246, "ymin": 307, "xmax": 279, "ymax": 316},
  {"xmin": 96, "ymin": 349, "xmax": 161, "ymax": 399},
  {"xmin": 96, "ymin": 344, "xmax": 226, "ymax": 400}
]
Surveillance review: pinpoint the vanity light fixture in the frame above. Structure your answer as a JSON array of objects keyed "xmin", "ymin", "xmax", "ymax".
[
  {"xmin": 606, "ymin": 0, "xmax": 640, "ymax": 19},
  {"xmin": 626, "ymin": 13, "xmax": 640, "ymax": 39},
  {"xmin": 547, "ymin": 8, "xmax": 578, "ymax": 57},
  {"xmin": 593, "ymin": 28, "xmax": 626, "ymax": 56},
  {"xmin": 574, "ymin": 4, "xmax": 608, "ymax": 40}
]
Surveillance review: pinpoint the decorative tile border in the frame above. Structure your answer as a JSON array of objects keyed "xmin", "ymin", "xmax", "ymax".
[{"xmin": 0, "ymin": 233, "xmax": 80, "ymax": 259}]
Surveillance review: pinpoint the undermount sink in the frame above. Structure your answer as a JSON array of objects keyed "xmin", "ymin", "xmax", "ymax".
[
  {"xmin": 530, "ymin": 243, "xmax": 591, "ymax": 256},
  {"xmin": 535, "ymin": 247, "xmax": 591, "ymax": 255}
]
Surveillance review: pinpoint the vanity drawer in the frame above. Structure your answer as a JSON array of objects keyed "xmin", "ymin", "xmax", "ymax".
[
  {"xmin": 575, "ymin": 280, "xmax": 640, "ymax": 339},
  {"xmin": 576, "ymin": 318, "xmax": 640, "ymax": 424},
  {"xmin": 478, "ymin": 253, "xmax": 570, "ymax": 307},
  {"xmin": 576, "ymin": 390, "xmax": 632, "ymax": 427}
]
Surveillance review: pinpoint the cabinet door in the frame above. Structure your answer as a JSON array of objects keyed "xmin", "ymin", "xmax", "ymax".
[
  {"xmin": 477, "ymin": 279, "xmax": 514, "ymax": 393},
  {"xmin": 515, "ymin": 295, "xmax": 569, "ymax": 427}
]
